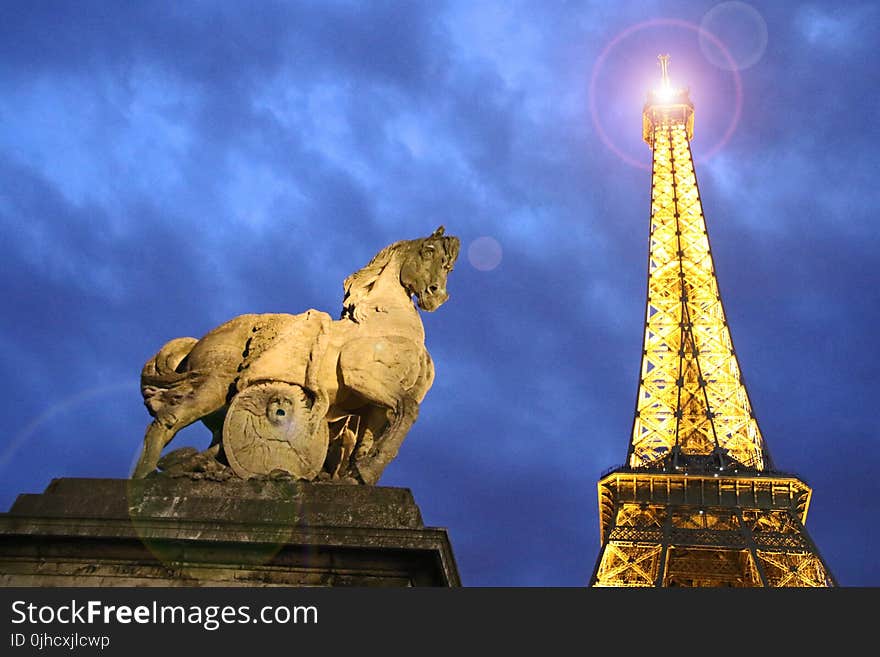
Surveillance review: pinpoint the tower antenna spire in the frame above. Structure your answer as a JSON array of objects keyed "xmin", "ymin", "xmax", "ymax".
[{"xmin": 658, "ymin": 53, "xmax": 671, "ymax": 90}]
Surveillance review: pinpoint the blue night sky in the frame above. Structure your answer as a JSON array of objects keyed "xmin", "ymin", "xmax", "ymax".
[{"xmin": 1, "ymin": 1, "xmax": 877, "ymax": 586}]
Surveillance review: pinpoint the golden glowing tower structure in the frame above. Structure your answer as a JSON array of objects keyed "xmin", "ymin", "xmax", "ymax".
[{"xmin": 590, "ymin": 56, "xmax": 835, "ymax": 587}]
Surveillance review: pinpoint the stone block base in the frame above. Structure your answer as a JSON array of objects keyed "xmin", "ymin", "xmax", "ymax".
[{"xmin": 0, "ymin": 478, "xmax": 459, "ymax": 587}]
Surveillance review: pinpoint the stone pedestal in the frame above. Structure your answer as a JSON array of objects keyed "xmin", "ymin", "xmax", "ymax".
[{"xmin": 0, "ymin": 478, "xmax": 459, "ymax": 587}]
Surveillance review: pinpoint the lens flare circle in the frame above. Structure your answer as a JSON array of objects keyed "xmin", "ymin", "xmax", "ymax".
[
  {"xmin": 125, "ymin": 474, "xmax": 305, "ymax": 576},
  {"xmin": 700, "ymin": 2, "xmax": 769, "ymax": 71},
  {"xmin": 468, "ymin": 236, "xmax": 503, "ymax": 272},
  {"xmin": 589, "ymin": 18, "xmax": 743, "ymax": 170}
]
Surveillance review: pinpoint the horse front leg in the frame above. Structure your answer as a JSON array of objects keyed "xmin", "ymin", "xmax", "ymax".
[
  {"xmin": 349, "ymin": 395, "xmax": 419, "ymax": 485},
  {"xmin": 336, "ymin": 336, "xmax": 432, "ymax": 485}
]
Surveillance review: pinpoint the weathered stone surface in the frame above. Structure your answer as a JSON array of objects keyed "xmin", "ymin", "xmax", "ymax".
[
  {"xmin": 0, "ymin": 478, "xmax": 460, "ymax": 587},
  {"xmin": 134, "ymin": 227, "xmax": 460, "ymax": 484}
]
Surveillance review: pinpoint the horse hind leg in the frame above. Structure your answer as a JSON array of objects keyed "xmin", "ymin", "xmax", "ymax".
[{"xmin": 132, "ymin": 373, "xmax": 231, "ymax": 479}]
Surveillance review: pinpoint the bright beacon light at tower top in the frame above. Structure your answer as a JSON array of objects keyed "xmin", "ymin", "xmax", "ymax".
[
  {"xmin": 643, "ymin": 54, "xmax": 695, "ymax": 147},
  {"xmin": 648, "ymin": 53, "xmax": 688, "ymax": 105}
]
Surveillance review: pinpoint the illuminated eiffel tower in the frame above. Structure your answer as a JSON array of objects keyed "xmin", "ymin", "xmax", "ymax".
[{"xmin": 590, "ymin": 56, "xmax": 835, "ymax": 587}]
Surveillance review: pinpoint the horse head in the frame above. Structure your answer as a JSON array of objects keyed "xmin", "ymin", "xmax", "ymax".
[{"xmin": 399, "ymin": 226, "xmax": 460, "ymax": 312}]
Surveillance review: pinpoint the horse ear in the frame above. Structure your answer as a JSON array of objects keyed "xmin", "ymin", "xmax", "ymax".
[
  {"xmin": 431, "ymin": 226, "xmax": 445, "ymax": 238},
  {"xmin": 445, "ymin": 235, "xmax": 461, "ymax": 265}
]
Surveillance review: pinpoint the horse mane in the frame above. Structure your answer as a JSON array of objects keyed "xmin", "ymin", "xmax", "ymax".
[{"xmin": 341, "ymin": 239, "xmax": 411, "ymax": 322}]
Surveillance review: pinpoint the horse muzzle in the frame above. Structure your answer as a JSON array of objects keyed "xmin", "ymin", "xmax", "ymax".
[{"xmin": 416, "ymin": 286, "xmax": 448, "ymax": 311}]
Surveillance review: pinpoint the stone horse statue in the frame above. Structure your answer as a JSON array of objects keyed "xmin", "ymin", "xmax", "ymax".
[{"xmin": 133, "ymin": 226, "xmax": 459, "ymax": 484}]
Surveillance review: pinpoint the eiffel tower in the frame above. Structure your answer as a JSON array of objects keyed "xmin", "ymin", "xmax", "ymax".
[{"xmin": 590, "ymin": 56, "xmax": 835, "ymax": 587}]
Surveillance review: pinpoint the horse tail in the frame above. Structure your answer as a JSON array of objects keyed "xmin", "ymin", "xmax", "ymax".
[
  {"xmin": 141, "ymin": 337, "xmax": 199, "ymax": 415},
  {"xmin": 142, "ymin": 337, "xmax": 199, "ymax": 380}
]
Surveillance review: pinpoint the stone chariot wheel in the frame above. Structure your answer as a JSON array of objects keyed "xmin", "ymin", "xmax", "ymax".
[{"xmin": 222, "ymin": 381, "xmax": 329, "ymax": 480}]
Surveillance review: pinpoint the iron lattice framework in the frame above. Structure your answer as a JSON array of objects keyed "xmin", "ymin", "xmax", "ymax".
[{"xmin": 590, "ymin": 57, "xmax": 835, "ymax": 587}]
